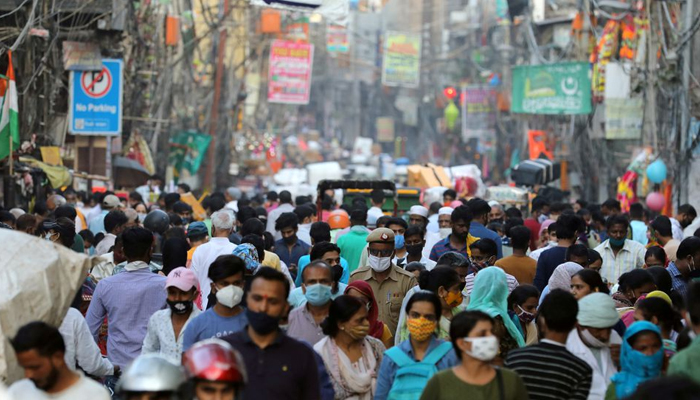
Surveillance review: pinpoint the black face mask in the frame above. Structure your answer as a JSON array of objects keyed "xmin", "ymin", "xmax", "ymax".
[
  {"xmin": 246, "ymin": 308, "xmax": 281, "ymax": 335},
  {"xmin": 406, "ymin": 244, "xmax": 423, "ymax": 256},
  {"xmin": 167, "ymin": 300, "xmax": 193, "ymax": 315},
  {"xmin": 283, "ymin": 235, "xmax": 296, "ymax": 245}
]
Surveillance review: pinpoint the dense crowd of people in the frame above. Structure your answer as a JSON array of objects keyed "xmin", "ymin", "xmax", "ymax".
[{"xmin": 2, "ymin": 183, "xmax": 700, "ymax": 400}]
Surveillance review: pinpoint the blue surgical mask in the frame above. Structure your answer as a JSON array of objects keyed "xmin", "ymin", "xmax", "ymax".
[
  {"xmin": 395, "ymin": 234, "xmax": 405, "ymax": 249},
  {"xmin": 609, "ymin": 237, "xmax": 626, "ymax": 247},
  {"xmin": 304, "ymin": 283, "xmax": 333, "ymax": 306}
]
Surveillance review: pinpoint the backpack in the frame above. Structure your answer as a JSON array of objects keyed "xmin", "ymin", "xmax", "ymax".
[{"xmin": 385, "ymin": 341, "xmax": 453, "ymax": 400}]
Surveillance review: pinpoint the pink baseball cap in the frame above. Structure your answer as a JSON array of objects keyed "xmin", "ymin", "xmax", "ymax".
[{"xmin": 166, "ymin": 267, "xmax": 198, "ymax": 292}]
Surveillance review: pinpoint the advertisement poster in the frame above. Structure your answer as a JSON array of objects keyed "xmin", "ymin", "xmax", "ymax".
[
  {"xmin": 327, "ymin": 24, "xmax": 349, "ymax": 53},
  {"xmin": 268, "ymin": 40, "xmax": 315, "ymax": 105},
  {"xmin": 382, "ymin": 32, "xmax": 421, "ymax": 88},
  {"xmin": 512, "ymin": 62, "xmax": 592, "ymax": 115},
  {"xmin": 462, "ymin": 87, "xmax": 496, "ymax": 139},
  {"xmin": 605, "ymin": 98, "xmax": 643, "ymax": 140}
]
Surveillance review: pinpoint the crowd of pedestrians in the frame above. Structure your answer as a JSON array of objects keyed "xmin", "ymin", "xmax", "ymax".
[{"xmin": 2, "ymin": 186, "xmax": 700, "ymax": 400}]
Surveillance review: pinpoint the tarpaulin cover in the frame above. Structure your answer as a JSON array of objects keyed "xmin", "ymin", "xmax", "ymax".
[
  {"xmin": 19, "ymin": 157, "xmax": 72, "ymax": 188},
  {"xmin": 0, "ymin": 229, "xmax": 98, "ymax": 384}
]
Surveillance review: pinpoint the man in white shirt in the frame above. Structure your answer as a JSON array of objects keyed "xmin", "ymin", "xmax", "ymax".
[
  {"xmin": 191, "ymin": 209, "xmax": 237, "ymax": 308},
  {"xmin": 9, "ymin": 321, "xmax": 111, "ymax": 400},
  {"xmin": 594, "ymin": 216, "xmax": 646, "ymax": 285},
  {"xmin": 367, "ymin": 189, "xmax": 385, "ymax": 228},
  {"xmin": 566, "ymin": 293, "xmax": 621, "ymax": 400},
  {"xmin": 266, "ymin": 190, "xmax": 295, "ymax": 240},
  {"xmin": 294, "ymin": 204, "xmax": 315, "ymax": 245},
  {"xmin": 678, "ymin": 204, "xmax": 700, "ymax": 238},
  {"xmin": 60, "ymin": 308, "xmax": 115, "ymax": 377}
]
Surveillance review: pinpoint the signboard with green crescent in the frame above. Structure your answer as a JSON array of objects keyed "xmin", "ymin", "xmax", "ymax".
[{"xmin": 511, "ymin": 62, "xmax": 592, "ymax": 115}]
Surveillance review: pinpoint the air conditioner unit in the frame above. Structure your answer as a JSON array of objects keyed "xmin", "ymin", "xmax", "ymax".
[{"xmin": 511, "ymin": 159, "xmax": 561, "ymax": 186}]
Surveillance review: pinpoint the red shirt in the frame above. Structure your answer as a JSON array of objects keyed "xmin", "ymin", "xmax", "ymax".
[{"xmin": 524, "ymin": 218, "xmax": 541, "ymax": 251}]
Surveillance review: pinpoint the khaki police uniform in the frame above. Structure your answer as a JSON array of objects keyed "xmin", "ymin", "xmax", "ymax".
[{"xmin": 349, "ymin": 228, "xmax": 418, "ymax": 336}]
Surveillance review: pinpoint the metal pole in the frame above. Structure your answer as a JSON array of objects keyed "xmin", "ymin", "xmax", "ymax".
[
  {"xmin": 680, "ymin": 0, "xmax": 693, "ymax": 205},
  {"xmin": 106, "ymin": 136, "xmax": 112, "ymax": 190},
  {"xmin": 204, "ymin": 0, "xmax": 230, "ymax": 190},
  {"xmin": 461, "ymin": 84, "xmax": 467, "ymax": 142}
]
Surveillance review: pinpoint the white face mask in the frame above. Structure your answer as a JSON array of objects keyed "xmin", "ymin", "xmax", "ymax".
[
  {"xmin": 439, "ymin": 228, "xmax": 452, "ymax": 239},
  {"xmin": 215, "ymin": 285, "xmax": 244, "ymax": 308},
  {"xmin": 580, "ymin": 328, "xmax": 609, "ymax": 348},
  {"xmin": 463, "ymin": 336, "xmax": 499, "ymax": 361},
  {"xmin": 137, "ymin": 213, "xmax": 147, "ymax": 223},
  {"xmin": 368, "ymin": 254, "xmax": 392, "ymax": 272}
]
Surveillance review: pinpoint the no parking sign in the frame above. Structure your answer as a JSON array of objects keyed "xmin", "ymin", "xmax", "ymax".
[{"xmin": 69, "ymin": 59, "xmax": 123, "ymax": 135}]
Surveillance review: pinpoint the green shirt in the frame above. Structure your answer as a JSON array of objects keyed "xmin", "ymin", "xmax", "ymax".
[
  {"xmin": 337, "ymin": 227, "xmax": 370, "ymax": 274},
  {"xmin": 72, "ymin": 233, "xmax": 85, "ymax": 253},
  {"xmin": 668, "ymin": 334, "xmax": 700, "ymax": 385},
  {"xmin": 420, "ymin": 368, "xmax": 529, "ymax": 400}
]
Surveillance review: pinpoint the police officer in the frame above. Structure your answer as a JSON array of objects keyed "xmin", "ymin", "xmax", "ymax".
[{"xmin": 349, "ymin": 228, "xmax": 418, "ymax": 335}]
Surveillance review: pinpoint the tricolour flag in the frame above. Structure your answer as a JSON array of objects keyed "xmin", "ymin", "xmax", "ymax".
[{"xmin": 0, "ymin": 51, "xmax": 20, "ymax": 161}]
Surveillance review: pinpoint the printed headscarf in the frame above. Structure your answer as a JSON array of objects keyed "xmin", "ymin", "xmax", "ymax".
[{"xmin": 232, "ymin": 243, "xmax": 260, "ymax": 273}]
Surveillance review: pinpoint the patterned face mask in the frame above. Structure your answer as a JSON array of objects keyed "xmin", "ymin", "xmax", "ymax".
[{"xmin": 407, "ymin": 317, "xmax": 437, "ymax": 342}]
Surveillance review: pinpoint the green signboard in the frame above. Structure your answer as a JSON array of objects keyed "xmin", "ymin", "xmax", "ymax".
[
  {"xmin": 511, "ymin": 62, "xmax": 592, "ymax": 115},
  {"xmin": 169, "ymin": 131, "xmax": 211, "ymax": 177}
]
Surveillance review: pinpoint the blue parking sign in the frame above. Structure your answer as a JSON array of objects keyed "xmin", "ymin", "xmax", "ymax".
[{"xmin": 69, "ymin": 59, "xmax": 123, "ymax": 136}]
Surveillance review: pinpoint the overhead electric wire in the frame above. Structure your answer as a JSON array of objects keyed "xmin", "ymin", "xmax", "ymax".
[{"xmin": 0, "ymin": 0, "xmax": 31, "ymax": 19}]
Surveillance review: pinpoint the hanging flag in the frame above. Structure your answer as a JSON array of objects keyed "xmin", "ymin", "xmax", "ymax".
[{"xmin": 0, "ymin": 51, "xmax": 20, "ymax": 161}]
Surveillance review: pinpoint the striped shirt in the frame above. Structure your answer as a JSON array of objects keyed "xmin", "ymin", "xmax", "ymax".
[
  {"xmin": 463, "ymin": 269, "xmax": 519, "ymax": 295},
  {"xmin": 505, "ymin": 340, "xmax": 593, "ymax": 400},
  {"xmin": 428, "ymin": 235, "xmax": 468, "ymax": 261},
  {"xmin": 594, "ymin": 239, "xmax": 646, "ymax": 284}
]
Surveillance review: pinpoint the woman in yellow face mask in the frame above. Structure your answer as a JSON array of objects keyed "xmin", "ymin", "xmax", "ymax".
[
  {"xmin": 374, "ymin": 292, "xmax": 460, "ymax": 400},
  {"xmin": 396, "ymin": 267, "xmax": 466, "ymax": 344}
]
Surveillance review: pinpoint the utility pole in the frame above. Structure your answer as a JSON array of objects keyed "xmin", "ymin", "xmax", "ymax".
[
  {"xmin": 204, "ymin": 0, "xmax": 230, "ymax": 190},
  {"xmin": 680, "ymin": 0, "xmax": 694, "ymax": 205}
]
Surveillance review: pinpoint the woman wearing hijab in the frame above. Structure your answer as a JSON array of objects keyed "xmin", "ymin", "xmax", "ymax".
[
  {"xmin": 315, "ymin": 295, "xmax": 385, "ymax": 399},
  {"xmin": 345, "ymin": 281, "xmax": 393, "ymax": 349},
  {"xmin": 466, "ymin": 267, "xmax": 524, "ymax": 363},
  {"xmin": 605, "ymin": 321, "xmax": 664, "ymax": 399},
  {"xmin": 539, "ymin": 262, "xmax": 584, "ymax": 306},
  {"xmin": 161, "ymin": 237, "xmax": 189, "ymax": 276}
]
